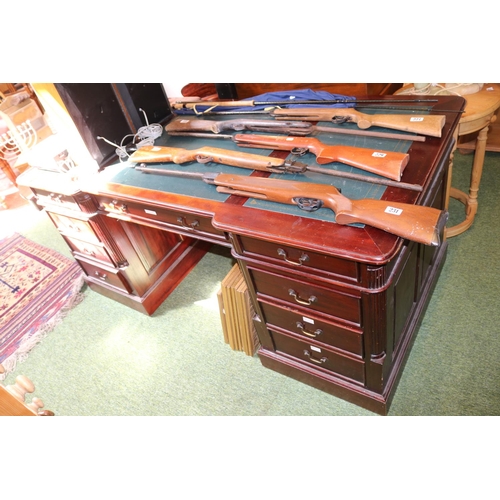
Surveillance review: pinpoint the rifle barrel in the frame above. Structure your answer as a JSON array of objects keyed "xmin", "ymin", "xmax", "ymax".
[
  {"xmin": 135, "ymin": 160, "xmax": 422, "ymax": 192},
  {"xmin": 134, "ymin": 166, "xmax": 217, "ymax": 184},
  {"xmin": 306, "ymin": 165, "xmax": 422, "ymax": 192},
  {"xmin": 183, "ymin": 105, "xmax": 461, "ymax": 116}
]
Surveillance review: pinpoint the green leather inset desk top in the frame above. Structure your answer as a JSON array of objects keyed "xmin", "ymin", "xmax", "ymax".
[{"xmin": 107, "ymin": 114, "xmax": 414, "ymax": 224}]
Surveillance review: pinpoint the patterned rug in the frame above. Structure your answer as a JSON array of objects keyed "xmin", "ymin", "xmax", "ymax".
[{"xmin": 0, "ymin": 233, "xmax": 85, "ymax": 380}]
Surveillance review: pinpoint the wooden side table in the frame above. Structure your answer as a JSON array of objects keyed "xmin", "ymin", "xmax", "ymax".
[
  {"xmin": 446, "ymin": 84, "xmax": 500, "ymax": 236},
  {"xmin": 396, "ymin": 83, "xmax": 500, "ymax": 237}
]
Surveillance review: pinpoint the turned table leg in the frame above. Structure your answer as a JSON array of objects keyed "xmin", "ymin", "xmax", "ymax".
[{"xmin": 446, "ymin": 118, "xmax": 493, "ymax": 238}]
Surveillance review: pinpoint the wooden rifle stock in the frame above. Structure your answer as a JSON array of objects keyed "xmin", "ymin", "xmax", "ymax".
[
  {"xmin": 135, "ymin": 167, "xmax": 447, "ymax": 246},
  {"xmin": 232, "ymin": 134, "xmax": 410, "ymax": 181},
  {"xmin": 128, "ymin": 145, "xmax": 288, "ymax": 171},
  {"xmin": 272, "ymin": 108, "xmax": 446, "ymax": 138},
  {"xmin": 214, "ymin": 174, "xmax": 447, "ymax": 246}
]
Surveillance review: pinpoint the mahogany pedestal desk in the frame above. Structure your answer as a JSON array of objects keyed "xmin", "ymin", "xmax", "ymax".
[{"xmin": 17, "ymin": 95, "xmax": 463, "ymax": 415}]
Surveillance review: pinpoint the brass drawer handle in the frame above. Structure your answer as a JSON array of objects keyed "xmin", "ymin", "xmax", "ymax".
[
  {"xmin": 289, "ymin": 289, "xmax": 317, "ymax": 306},
  {"xmin": 177, "ymin": 216, "xmax": 200, "ymax": 230},
  {"xmin": 49, "ymin": 193, "xmax": 63, "ymax": 202},
  {"xmin": 296, "ymin": 322, "xmax": 322, "ymax": 338},
  {"xmin": 110, "ymin": 200, "xmax": 128, "ymax": 213},
  {"xmin": 94, "ymin": 271, "xmax": 108, "ymax": 281},
  {"xmin": 303, "ymin": 350, "xmax": 328, "ymax": 365},
  {"xmin": 277, "ymin": 248, "xmax": 309, "ymax": 266}
]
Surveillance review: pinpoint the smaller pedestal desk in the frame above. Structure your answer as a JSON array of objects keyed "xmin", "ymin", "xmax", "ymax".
[{"xmin": 17, "ymin": 95, "xmax": 464, "ymax": 414}]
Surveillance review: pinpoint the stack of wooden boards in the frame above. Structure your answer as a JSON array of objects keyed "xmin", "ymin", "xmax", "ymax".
[{"xmin": 217, "ymin": 264, "xmax": 260, "ymax": 356}]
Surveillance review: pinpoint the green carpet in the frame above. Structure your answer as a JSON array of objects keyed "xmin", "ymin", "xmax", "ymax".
[{"xmin": 2, "ymin": 150, "xmax": 499, "ymax": 416}]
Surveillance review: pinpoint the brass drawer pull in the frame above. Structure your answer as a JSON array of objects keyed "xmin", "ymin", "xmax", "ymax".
[
  {"xmin": 94, "ymin": 271, "xmax": 108, "ymax": 281},
  {"xmin": 49, "ymin": 193, "xmax": 63, "ymax": 202},
  {"xmin": 109, "ymin": 200, "xmax": 128, "ymax": 213},
  {"xmin": 303, "ymin": 350, "xmax": 328, "ymax": 365},
  {"xmin": 296, "ymin": 322, "xmax": 322, "ymax": 338},
  {"xmin": 289, "ymin": 289, "xmax": 317, "ymax": 306},
  {"xmin": 177, "ymin": 216, "xmax": 200, "ymax": 230},
  {"xmin": 277, "ymin": 248, "xmax": 309, "ymax": 266}
]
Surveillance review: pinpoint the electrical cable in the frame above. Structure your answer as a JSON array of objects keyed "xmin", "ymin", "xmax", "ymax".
[{"xmin": 97, "ymin": 108, "xmax": 163, "ymax": 162}]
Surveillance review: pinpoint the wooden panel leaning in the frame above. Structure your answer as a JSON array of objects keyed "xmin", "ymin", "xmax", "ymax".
[{"xmin": 218, "ymin": 264, "xmax": 260, "ymax": 356}]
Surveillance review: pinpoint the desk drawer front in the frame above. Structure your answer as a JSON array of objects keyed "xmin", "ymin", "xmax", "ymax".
[
  {"xmin": 77, "ymin": 258, "xmax": 132, "ymax": 294},
  {"xmin": 63, "ymin": 235, "xmax": 115, "ymax": 266},
  {"xmin": 33, "ymin": 188, "xmax": 80, "ymax": 211},
  {"xmin": 48, "ymin": 213, "xmax": 100, "ymax": 243},
  {"xmin": 236, "ymin": 235, "xmax": 359, "ymax": 284},
  {"xmin": 259, "ymin": 299, "xmax": 364, "ymax": 356},
  {"xmin": 247, "ymin": 266, "xmax": 362, "ymax": 325},
  {"xmin": 270, "ymin": 328, "xmax": 365, "ymax": 384},
  {"xmin": 100, "ymin": 197, "xmax": 224, "ymax": 239}
]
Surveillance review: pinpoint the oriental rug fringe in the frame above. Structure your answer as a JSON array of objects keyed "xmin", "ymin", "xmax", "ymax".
[{"xmin": 0, "ymin": 233, "xmax": 85, "ymax": 380}]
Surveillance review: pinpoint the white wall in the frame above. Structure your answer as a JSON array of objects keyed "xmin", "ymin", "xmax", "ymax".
[{"xmin": 162, "ymin": 82, "xmax": 188, "ymax": 98}]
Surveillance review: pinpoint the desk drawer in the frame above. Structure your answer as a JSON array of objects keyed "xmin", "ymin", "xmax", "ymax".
[
  {"xmin": 99, "ymin": 197, "xmax": 224, "ymax": 239},
  {"xmin": 270, "ymin": 328, "xmax": 365, "ymax": 384},
  {"xmin": 259, "ymin": 299, "xmax": 363, "ymax": 356},
  {"xmin": 247, "ymin": 265, "xmax": 362, "ymax": 326},
  {"xmin": 236, "ymin": 234, "xmax": 360, "ymax": 284},
  {"xmin": 77, "ymin": 258, "xmax": 133, "ymax": 294},
  {"xmin": 63, "ymin": 235, "xmax": 115, "ymax": 266},
  {"xmin": 33, "ymin": 188, "xmax": 80, "ymax": 211},
  {"xmin": 48, "ymin": 212, "xmax": 101, "ymax": 243}
]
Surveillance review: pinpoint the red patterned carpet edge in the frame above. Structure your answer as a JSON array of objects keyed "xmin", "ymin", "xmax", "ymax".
[{"xmin": 0, "ymin": 233, "xmax": 85, "ymax": 380}]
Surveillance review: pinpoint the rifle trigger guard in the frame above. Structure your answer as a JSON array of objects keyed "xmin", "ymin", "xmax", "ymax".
[
  {"xmin": 331, "ymin": 116, "xmax": 350, "ymax": 124},
  {"xmin": 292, "ymin": 197, "xmax": 323, "ymax": 212},
  {"xmin": 195, "ymin": 154, "xmax": 213, "ymax": 164},
  {"xmin": 290, "ymin": 147, "xmax": 309, "ymax": 157}
]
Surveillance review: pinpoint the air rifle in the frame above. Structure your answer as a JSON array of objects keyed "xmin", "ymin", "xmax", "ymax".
[
  {"xmin": 271, "ymin": 108, "xmax": 446, "ymax": 138},
  {"xmin": 134, "ymin": 167, "xmax": 447, "ymax": 246},
  {"xmin": 128, "ymin": 145, "xmax": 296, "ymax": 171},
  {"xmin": 229, "ymin": 134, "xmax": 410, "ymax": 181},
  {"xmin": 165, "ymin": 117, "xmax": 426, "ymax": 142},
  {"xmin": 127, "ymin": 145, "xmax": 422, "ymax": 192},
  {"xmin": 170, "ymin": 98, "xmax": 438, "ymax": 112}
]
